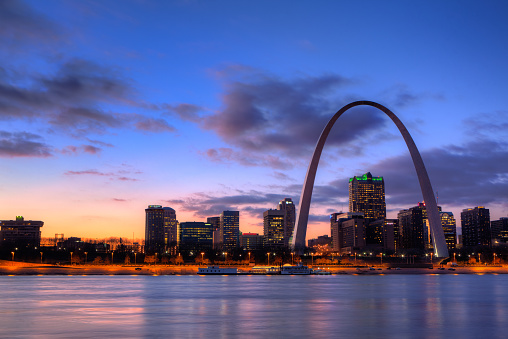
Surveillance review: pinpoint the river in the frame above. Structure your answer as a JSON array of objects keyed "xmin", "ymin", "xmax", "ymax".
[{"xmin": 1, "ymin": 274, "xmax": 507, "ymax": 338}]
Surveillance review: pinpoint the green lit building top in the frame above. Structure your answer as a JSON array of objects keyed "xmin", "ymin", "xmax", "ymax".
[{"xmin": 349, "ymin": 172, "xmax": 386, "ymax": 221}]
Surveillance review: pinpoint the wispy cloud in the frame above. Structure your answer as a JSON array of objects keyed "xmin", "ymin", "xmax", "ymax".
[{"xmin": 0, "ymin": 131, "xmax": 52, "ymax": 157}]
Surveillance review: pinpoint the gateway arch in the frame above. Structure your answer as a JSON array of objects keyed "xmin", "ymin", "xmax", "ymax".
[{"xmin": 291, "ymin": 101, "xmax": 449, "ymax": 258}]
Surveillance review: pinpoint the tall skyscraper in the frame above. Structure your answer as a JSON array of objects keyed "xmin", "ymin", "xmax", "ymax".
[
  {"xmin": 461, "ymin": 206, "xmax": 491, "ymax": 247},
  {"xmin": 349, "ymin": 172, "xmax": 386, "ymax": 221},
  {"xmin": 440, "ymin": 212, "xmax": 457, "ymax": 250},
  {"xmin": 263, "ymin": 209, "xmax": 285, "ymax": 249},
  {"xmin": 145, "ymin": 205, "xmax": 165, "ymax": 253},
  {"xmin": 277, "ymin": 198, "xmax": 296, "ymax": 247},
  {"xmin": 163, "ymin": 207, "xmax": 178, "ymax": 249},
  {"xmin": 220, "ymin": 211, "xmax": 239, "ymax": 252}
]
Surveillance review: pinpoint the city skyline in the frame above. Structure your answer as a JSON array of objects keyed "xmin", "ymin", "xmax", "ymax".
[{"xmin": 1, "ymin": 1, "xmax": 508, "ymax": 240}]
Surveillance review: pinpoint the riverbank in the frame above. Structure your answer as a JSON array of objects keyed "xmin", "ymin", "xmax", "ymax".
[{"xmin": 1, "ymin": 260, "xmax": 508, "ymax": 275}]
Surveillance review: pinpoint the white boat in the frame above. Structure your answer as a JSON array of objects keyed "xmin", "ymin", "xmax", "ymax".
[
  {"xmin": 198, "ymin": 265, "xmax": 238, "ymax": 275},
  {"xmin": 312, "ymin": 268, "xmax": 332, "ymax": 275},
  {"xmin": 280, "ymin": 262, "xmax": 312, "ymax": 275}
]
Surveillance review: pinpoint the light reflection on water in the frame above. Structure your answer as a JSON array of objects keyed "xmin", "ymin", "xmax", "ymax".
[{"xmin": 1, "ymin": 275, "xmax": 508, "ymax": 338}]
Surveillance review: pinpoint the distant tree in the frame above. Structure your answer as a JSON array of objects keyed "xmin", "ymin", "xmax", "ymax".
[
  {"xmin": 124, "ymin": 256, "xmax": 131, "ymax": 264},
  {"xmin": 93, "ymin": 257, "xmax": 103, "ymax": 265},
  {"xmin": 144, "ymin": 255, "xmax": 156, "ymax": 265},
  {"xmin": 161, "ymin": 256, "xmax": 170, "ymax": 264},
  {"xmin": 175, "ymin": 256, "xmax": 184, "ymax": 265}
]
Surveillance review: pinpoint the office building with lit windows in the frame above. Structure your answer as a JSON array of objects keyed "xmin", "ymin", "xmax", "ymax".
[
  {"xmin": 177, "ymin": 222, "xmax": 214, "ymax": 252},
  {"xmin": 263, "ymin": 209, "xmax": 285, "ymax": 249},
  {"xmin": 0, "ymin": 216, "xmax": 43, "ymax": 249},
  {"xmin": 440, "ymin": 212, "xmax": 457, "ymax": 250},
  {"xmin": 145, "ymin": 205, "xmax": 165, "ymax": 254},
  {"xmin": 277, "ymin": 198, "xmax": 296, "ymax": 247},
  {"xmin": 330, "ymin": 212, "xmax": 365, "ymax": 253},
  {"xmin": 461, "ymin": 206, "xmax": 491, "ymax": 247},
  {"xmin": 240, "ymin": 233, "xmax": 264, "ymax": 250},
  {"xmin": 349, "ymin": 172, "xmax": 386, "ymax": 221},
  {"xmin": 163, "ymin": 207, "xmax": 178, "ymax": 249},
  {"xmin": 220, "ymin": 211, "xmax": 239, "ymax": 252}
]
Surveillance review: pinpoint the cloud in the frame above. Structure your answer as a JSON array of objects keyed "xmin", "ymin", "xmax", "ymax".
[
  {"xmin": 164, "ymin": 103, "xmax": 204, "ymax": 122},
  {"xmin": 203, "ymin": 147, "xmax": 293, "ymax": 170},
  {"xmin": 192, "ymin": 67, "xmax": 397, "ymax": 168},
  {"xmin": 135, "ymin": 117, "xmax": 176, "ymax": 133},
  {"xmin": 165, "ymin": 189, "xmax": 296, "ymax": 219},
  {"xmin": 112, "ymin": 198, "xmax": 127, "ymax": 202},
  {"xmin": 301, "ymin": 138, "xmax": 508, "ymax": 213},
  {"xmin": 0, "ymin": 131, "xmax": 52, "ymax": 157},
  {"xmin": 0, "ymin": 0, "xmax": 63, "ymax": 46},
  {"xmin": 64, "ymin": 168, "xmax": 140, "ymax": 181},
  {"xmin": 60, "ymin": 144, "xmax": 102, "ymax": 155}
]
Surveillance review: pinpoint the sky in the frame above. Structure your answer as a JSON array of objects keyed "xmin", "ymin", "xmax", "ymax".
[{"xmin": 1, "ymin": 0, "xmax": 508, "ymax": 241}]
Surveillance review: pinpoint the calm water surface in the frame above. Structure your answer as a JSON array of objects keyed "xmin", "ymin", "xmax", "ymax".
[{"xmin": 1, "ymin": 274, "xmax": 507, "ymax": 338}]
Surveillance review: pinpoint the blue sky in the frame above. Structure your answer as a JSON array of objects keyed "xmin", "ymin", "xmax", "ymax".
[{"xmin": 1, "ymin": 0, "xmax": 507, "ymax": 240}]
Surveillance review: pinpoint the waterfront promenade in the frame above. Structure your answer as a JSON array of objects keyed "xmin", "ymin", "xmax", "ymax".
[{"xmin": 1, "ymin": 260, "xmax": 507, "ymax": 275}]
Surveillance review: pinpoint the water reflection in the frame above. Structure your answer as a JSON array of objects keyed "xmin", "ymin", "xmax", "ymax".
[{"xmin": 0, "ymin": 275, "xmax": 508, "ymax": 338}]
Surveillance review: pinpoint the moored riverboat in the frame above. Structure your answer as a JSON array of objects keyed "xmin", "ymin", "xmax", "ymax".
[
  {"xmin": 280, "ymin": 262, "xmax": 312, "ymax": 275},
  {"xmin": 197, "ymin": 266, "xmax": 239, "ymax": 275}
]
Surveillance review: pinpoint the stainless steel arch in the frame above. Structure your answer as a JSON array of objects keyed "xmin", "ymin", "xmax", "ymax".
[{"xmin": 291, "ymin": 101, "xmax": 449, "ymax": 257}]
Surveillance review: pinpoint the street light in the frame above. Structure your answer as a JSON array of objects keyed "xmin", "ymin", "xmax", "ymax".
[
  {"xmin": 267, "ymin": 253, "xmax": 270, "ymax": 265},
  {"xmin": 84, "ymin": 252, "xmax": 88, "ymax": 265},
  {"xmin": 111, "ymin": 252, "xmax": 114, "ymax": 264},
  {"xmin": 201, "ymin": 252, "xmax": 204, "ymax": 264},
  {"xmin": 494, "ymin": 253, "xmax": 497, "ymax": 265},
  {"xmin": 70, "ymin": 252, "xmax": 73, "ymax": 264},
  {"xmin": 248, "ymin": 252, "xmax": 251, "ymax": 263},
  {"xmin": 291, "ymin": 252, "xmax": 294, "ymax": 265},
  {"xmin": 11, "ymin": 251, "xmax": 14, "ymax": 261},
  {"xmin": 134, "ymin": 252, "xmax": 137, "ymax": 265},
  {"xmin": 40, "ymin": 252, "xmax": 43, "ymax": 264},
  {"xmin": 311, "ymin": 253, "xmax": 314, "ymax": 266}
]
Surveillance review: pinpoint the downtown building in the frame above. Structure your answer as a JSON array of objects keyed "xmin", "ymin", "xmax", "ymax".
[
  {"xmin": 145, "ymin": 205, "xmax": 178, "ymax": 254},
  {"xmin": 263, "ymin": 209, "xmax": 285, "ymax": 249},
  {"xmin": 0, "ymin": 216, "xmax": 43, "ymax": 249},
  {"xmin": 240, "ymin": 233, "xmax": 264, "ymax": 251},
  {"xmin": 277, "ymin": 198, "xmax": 296, "ymax": 247},
  {"xmin": 349, "ymin": 172, "xmax": 386, "ymax": 221},
  {"xmin": 330, "ymin": 212, "xmax": 365, "ymax": 253},
  {"xmin": 461, "ymin": 206, "xmax": 491, "ymax": 248},
  {"xmin": 177, "ymin": 222, "xmax": 214, "ymax": 253},
  {"xmin": 220, "ymin": 211, "xmax": 240, "ymax": 252},
  {"xmin": 491, "ymin": 217, "xmax": 508, "ymax": 243}
]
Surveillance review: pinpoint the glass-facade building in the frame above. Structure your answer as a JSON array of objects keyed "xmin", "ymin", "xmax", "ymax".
[
  {"xmin": 461, "ymin": 206, "xmax": 491, "ymax": 247},
  {"xmin": 178, "ymin": 222, "xmax": 214, "ymax": 251},
  {"xmin": 263, "ymin": 209, "xmax": 285, "ymax": 249},
  {"xmin": 220, "ymin": 211, "xmax": 239, "ymax": 252},
  {"xmin": 349, "ymin": 172, "xmax": 386, "ymax": 221}
]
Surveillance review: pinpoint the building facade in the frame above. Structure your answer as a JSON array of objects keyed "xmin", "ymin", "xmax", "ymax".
[
  {"xmin": 240, "ymin": 233, "xmax": 264, "ymax": 251},
  {"xmin": 461, "ymin": 206, "xmax": 491, "ymax": 247},
  {"xmin": 349, "ymin": 172, "xmax": 386, "ymax": 221},
  {"xmin": 177, "ymin": 222, "xmax": 214, "ymax": 252},
  {"xmin": 220, "ymin": 211, "xmax": 239, "ymax": 252},
  {"xmin": 207, "ymin": 216, "xmax": 221, "ymax": 249},
  {"xmin": 330, "ymin": 212, "xmax": 365, "ymax": 253},
  {"xmin": 0, "ymin": 216, "xmax": 43, "ymax": 249},
  {"xmin": 440, "ymin": 212, "xmax": 457, "ymax": 250},
  {"xmin": 491, "ymin": 217, "xmax": 508, "ymax": 241},
  {"xmin": 277, "ymin": 198, "xmax": 296, "ymax": 247},
  {"xmin": 163, "ymin": 207, "xmax": 178, "ymax": 250},
  {"xmin": 263, "ymin": 209, "xmax": 285, "ymax": 249},
  {"xmin": 145, "ymin": 205, "xmax": 165, "ymax": 253}
]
